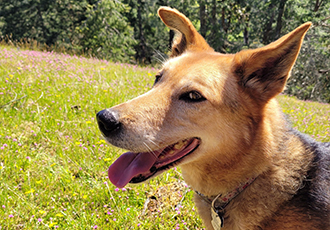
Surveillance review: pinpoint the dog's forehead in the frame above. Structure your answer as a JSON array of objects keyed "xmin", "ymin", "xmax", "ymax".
[
  {"xmin": 162, "ymin": 52, "xmax": 232, "ymax": 84},
  {"xmin": 165, "ymin": 51, "xmax": 231, "ymax": 70}
]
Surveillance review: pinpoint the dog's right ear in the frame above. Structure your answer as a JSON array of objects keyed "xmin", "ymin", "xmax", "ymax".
[{"xmin": 158, "ymin": 7, "xmax": 213, "ymax": 57}]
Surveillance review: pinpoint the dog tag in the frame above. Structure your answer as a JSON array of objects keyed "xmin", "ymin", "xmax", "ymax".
[
  {"xmin": 211, "ymin": 193, "xmax": 224, "ymax": 230},
  {"xmin": 211, "ymin": 207, "xmax": 224, "ymax": 230}
]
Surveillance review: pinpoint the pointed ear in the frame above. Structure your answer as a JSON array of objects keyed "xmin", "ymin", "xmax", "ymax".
[
  {"xmin": 232, "ymin": 22, "xmax": 312, "ymax": 103},
  {"xmin": 158, "ymin": 7, "xmax": 213, "ymax": 57}
]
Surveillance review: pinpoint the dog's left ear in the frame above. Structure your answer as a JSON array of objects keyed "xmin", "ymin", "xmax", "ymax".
[
  {"xmin": 232, "ymin": 22, "xmax": 311, "ymax": 104},
  {"xmin": 158, "ymin": 7, "xmax": 213, "ymax": 57}
]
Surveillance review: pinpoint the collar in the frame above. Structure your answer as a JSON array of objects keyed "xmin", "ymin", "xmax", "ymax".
[{"xmin": 195, "ymin": 177, "xmax": 256, "ymax": 223}]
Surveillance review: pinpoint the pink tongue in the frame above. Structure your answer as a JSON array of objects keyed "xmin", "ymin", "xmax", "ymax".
[{"xmin": 108, "ymin": 151, "xmax": 158, "ymax": 188}]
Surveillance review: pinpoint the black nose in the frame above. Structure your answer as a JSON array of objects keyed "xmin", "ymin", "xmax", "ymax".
[{"xmin": 96, "ymin": 109, "xmax": 121, "ymax": 136}]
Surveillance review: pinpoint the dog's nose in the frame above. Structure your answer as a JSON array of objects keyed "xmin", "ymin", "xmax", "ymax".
[{"xmin": 96, "ymin": 109, "xmax": 121, "ymax": 136}]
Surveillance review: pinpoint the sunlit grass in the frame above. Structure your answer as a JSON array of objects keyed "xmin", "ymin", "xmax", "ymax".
[
  {"xmin": 0, "ymin": 46, "xmax": 201, "ymax": 229},
  {"xmin": 278, "ymin": 95, "xmax": 330, "ymax": 142},
  {"xmin": 1, "ymin": 45, "xmax": 329, "ymax": 229}
]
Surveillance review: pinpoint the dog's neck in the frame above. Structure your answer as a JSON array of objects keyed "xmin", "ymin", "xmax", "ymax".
[{"xmin": 195, "ymin": 177, "xmax": 256, "ymax": 208}]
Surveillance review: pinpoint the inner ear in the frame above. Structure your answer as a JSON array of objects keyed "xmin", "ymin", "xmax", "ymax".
[
  {"xmin": 171, "ymin": 32, "xmax": 187, "ymax": 57},
  {"xmin": 158, "ymin": 7, "xmax": 212, "ymax": 57}
]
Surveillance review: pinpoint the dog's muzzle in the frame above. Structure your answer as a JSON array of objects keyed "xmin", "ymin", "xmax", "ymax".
[{"xmin": 96, "ymin": 109, "xmax": 121, "ymax": 137}]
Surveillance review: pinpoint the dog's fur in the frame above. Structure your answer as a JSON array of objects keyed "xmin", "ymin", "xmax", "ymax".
[{"xmin": 97, "ymin": 7, "xmax": 330, "ymax": 230}]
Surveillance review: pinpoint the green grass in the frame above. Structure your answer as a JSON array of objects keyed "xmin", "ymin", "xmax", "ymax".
[
  {"xmin": 0, "ymin": 46, "xmax": 330, "ymax": 229},
  {"xmin": 0, "ymin": 47, "xmax": 201, "ymax": 230}
]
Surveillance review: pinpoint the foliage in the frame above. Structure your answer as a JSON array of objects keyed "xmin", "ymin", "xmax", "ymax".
[
  {"xmin": 73, "ymin": 0, "xmax": 136, "ymax": 62},
  {"xmin": 0, "ymin": 0, "xmax": 91, "ymax": 46},
  {"xmin": 283, "ymin": 1, "xmax": 330, "ymax": 102},
  {"xmin": 0, "ymin": 0, "xmax": 135, "ymax": 63},
  {"xmin": 0, "ymin": 0, "xmax": 329, "ymax": 101}
]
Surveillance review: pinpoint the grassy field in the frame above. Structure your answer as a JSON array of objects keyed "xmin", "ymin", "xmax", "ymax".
[{"xmin": 1, "ymin": 46, "xmax": 330, "ymax": 229}]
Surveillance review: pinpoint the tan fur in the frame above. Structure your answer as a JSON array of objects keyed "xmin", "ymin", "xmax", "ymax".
[{"xmin": 99, "ymin": 6, "xmax": 329, "ymax": 230}]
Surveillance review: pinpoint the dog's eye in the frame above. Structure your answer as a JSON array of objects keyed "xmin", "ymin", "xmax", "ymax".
[
  {"xmin": 179, "ymin": 91, "xmax": 206, "ymax": 102},
  {"xmin": 154, "ymin": 74, "xmax": 161, "ymax": 85}
]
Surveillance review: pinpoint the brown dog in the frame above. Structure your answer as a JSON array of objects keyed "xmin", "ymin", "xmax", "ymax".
[{"xmin": 97, "ymin": 7, "xmax": 330, "ymax": 230}]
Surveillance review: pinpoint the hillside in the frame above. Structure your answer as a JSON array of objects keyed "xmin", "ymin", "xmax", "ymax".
[{"xmin": 0, "ymin": 46, "xmax": 329, "ymax": 229}]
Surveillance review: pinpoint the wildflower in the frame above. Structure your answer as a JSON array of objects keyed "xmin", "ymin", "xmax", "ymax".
[
  {"xmin": 25, "ymin": 189, "xmax": 35, "ymax": 194},
  {"xmin": 115, "ymin": 188, "xmax": 119, "ymax": 192},
  {"xmin": 49, "ymin": 222, "xmax": 58, "ymax": 228},
  {"xmin": 2, "ymin": 205, "xmax": 5, "ymax": 208},
  {"xmin": 93, "ymin": 226, "xmax": 98, "ymax": 229},
  {"xmin": 38, "ymin": 218, "xmax": 42, "ymax": 222},
  {"xmin": 9, "ymin": 214, "xmax": 14, "ymax": 218}
]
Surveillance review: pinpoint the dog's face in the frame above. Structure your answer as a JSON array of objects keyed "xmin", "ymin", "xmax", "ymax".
[
  {"xmin": 97, "ymin": 7, "xmax": 311, "ymax": 190},
  {"xmin": 97, "ymin": 52, "xmax": 246, "ymax": 188}
]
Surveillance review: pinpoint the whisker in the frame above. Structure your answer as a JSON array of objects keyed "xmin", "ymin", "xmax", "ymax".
[
  {"xmin": 143, "ymin": 142, "xmax": 158, "ymax": 159},
  {"xmin": 148, "ymin": 139, "xmax": 161, "ymax": 150},
  {"xmin": 152, "ymin": 49, "xmax": 168, "ymax": 64}
]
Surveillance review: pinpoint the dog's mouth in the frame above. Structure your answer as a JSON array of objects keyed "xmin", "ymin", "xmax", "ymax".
[{"xmin": 108, "ymin": 137, "xmax": 200, "ymax": 188}]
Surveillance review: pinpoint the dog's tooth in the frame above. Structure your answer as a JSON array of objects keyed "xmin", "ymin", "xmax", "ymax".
[
  {"xmin": 174, "ymin": 141, "xmax": 185, "ymax": 150},
  {"xmin": 168, "ymin": 150, "xmax": 176, "ymax": 155}
]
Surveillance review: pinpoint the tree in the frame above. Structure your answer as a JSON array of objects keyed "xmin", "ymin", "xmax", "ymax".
[
  {"xmin": 0, "ymin": 0, "xmax": 135, "ymax": 62},
  {"xmin": 73, "ymin": 0, "xmax": 136, "ymax": 62}
]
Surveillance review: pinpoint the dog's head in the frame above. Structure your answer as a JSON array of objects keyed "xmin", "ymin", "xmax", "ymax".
[{"xmin": 97, "ymin": 7, "xmax": 311, "ymax": 189}]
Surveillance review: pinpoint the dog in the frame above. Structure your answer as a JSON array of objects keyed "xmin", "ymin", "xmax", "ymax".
[{"xmin": 96, "ymin": 7, "xmax": 330, "ymax": 230}]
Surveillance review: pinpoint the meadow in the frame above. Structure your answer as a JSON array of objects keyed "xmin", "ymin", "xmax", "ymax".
[{"xmin": 1, "ymin": 46, "xmax": 330, "ymax": 229}]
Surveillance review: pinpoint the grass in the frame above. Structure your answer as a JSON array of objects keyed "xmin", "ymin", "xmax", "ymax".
[{"xmin": 0, "ymin": 45, "xmax": 330, "ymax": 229}]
